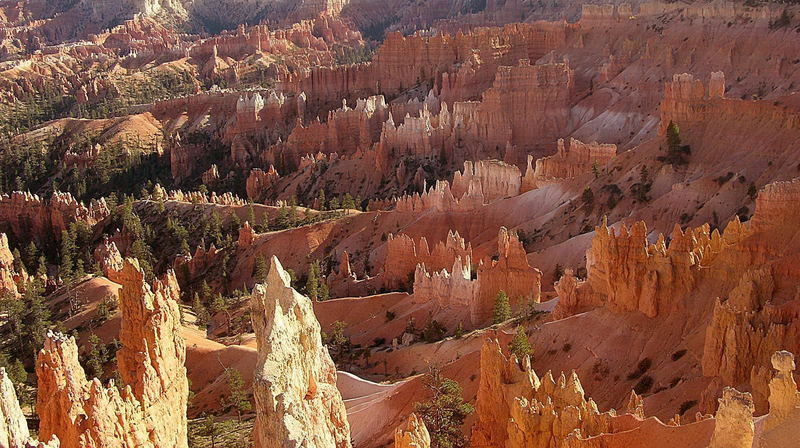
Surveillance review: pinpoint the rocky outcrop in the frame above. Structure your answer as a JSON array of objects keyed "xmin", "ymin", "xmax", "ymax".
[
  {"xmin": 522, "ymin": 138, "xmax": 616, "ymax": 191},
  {"xmin": 173, "ymin": 243, "xmax": 219, "ymax": 285},
  {"xmin": 471, "ymin": 339, "xmax": 616, "ymax": 448},
  {"xmin": 473, "ymin": 59, "xmax": 573, "ymax": 150},
  {"xmin": 411, "ymin": 228, "xmax": 540, "ymax": 328},
  {"xmin": 287, "ymin": 96, "xmax": 389, "ymax": 160},
  {"xmin": 238, "ymin": 221, "xmax": 256, "ymax": 248},
  {"xmin": 394, "ymin": 180, "xmax": 487, "ymax": 213},
  {"xmin": 394, "ymin": 414, "xmax": 430, "ymax": 448},
  {"xmin": 452, "ymin": 160, "xmax": 521, "ymax": 203},
  {"xmin": 159, "ymin": 188, "xmax": 247, "ymax": 205},
  {"xmin": 37, "ymin": 257, "xmax": 187, "ymax": 448},
  {"xmin": 765, "ymin": 351, "xmax": 800, "ymax": 430},
  {"xmin": 246, "ymin": 166, "xmax": 280, "ymax": 202},
  {"xmin": 0, "ymin": 192, "xmax": 109, "ymax": 243},
  {"xmin": 250, "ymin": 256, "xmax": 351, "ymax": 448},
  {"xmin": 554, "ymin": 218, "xmax": 722, "ymax": 319},
  {"xmin": 36, "ymin": 332, "xmax": 154, "ymax": 448},
  {"xmin": 659, "ymin": 72, "xmax": 725, "ymax": 135},
  {"xmin": 474, "ymin": 227, "xmax": 541, "ymax": 322},
  {"xmin": 0, "ymin": 233, "xmax": 26, "ymax": 297},
  {"xmin": 708, "ymin": 388, "xmax": 754, "ymax": 448},
  {"xmin": 701, "ymin": 180, "xmax": 800, "ymax": 410},
  {"xmin": 0, "ymin": 368, "xmax": 34, "ymax": 448},
  {"xmin": 384, "ymin": 231, "xmax": 473, "ymax": 290}
]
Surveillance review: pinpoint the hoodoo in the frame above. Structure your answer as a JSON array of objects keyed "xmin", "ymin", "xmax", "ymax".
[{"xmin": 251, "ymin": 257, "xmax": 351, "ymax": 448}]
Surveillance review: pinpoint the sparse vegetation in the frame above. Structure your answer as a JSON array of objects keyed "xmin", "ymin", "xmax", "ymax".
[
  {"xmin": 633, "ymin": 375, "xmax": 654, "ymax": 395},
  {"xmin": 509, "ymin": 326, "xmax": 532, "ymax": 358},
  {"xmin": 492, "ymin": 290, "xmax": 512, "ymax": 324},
  {"xmin": 627, "ymin": 358, "xmax": 652, "ymax": 380},
  {"xmin": 415, "ymin": 368, "xmax": 474, "ymax": 448},
  {"xmin": 658, "ymin": 121, "xmax": 691, "ymax": 166}
]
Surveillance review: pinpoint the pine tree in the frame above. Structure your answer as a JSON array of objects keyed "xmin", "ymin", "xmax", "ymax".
[
  {"xmin": 415, "ymin": 368, "xmax": 474, "ymax": 448},
  {"xmin": 328, "ymin": 196, "xmax": 340, "ymax": 210},
  {"xmin": 253, "ymin": 255, "xmax": 268, "ymax": 283},
  {"xmin": 60, "ymin": 229, "xmax": 75, "ymax": 280},
  {"xmin": 247, "ymin": 205, "xmax": 258, "ymax": 230},
  {"xmin": 492, "ymin": 290, "xmax": 512, "ymax": 324},
  {"xmin": 85, "ymin": 334, "xmax": 108, "ymax": 379},
  {"xmin": 276, "ymin": 206, "xmax": 290, "ymax": 229},
  {"xmin": 210, "ymin": 293, "xmax": 226, "ymax": 315},
  {"xmin": 208, "ymin": 211, "xmax": 223, "ymax": 245},
  {"xmin": 22, "ymin": 282, "xmax": 52, "ymax": 354},
  {"xmin": 11, "ymin": 248, "xmax": 22, "ymax": 274},
  {"xmin": 259, "ymin": 211, "xmax": 270, "ymax": 232},
  {"xmin": 316, "ymin": 189, "xmax": 327, "ymax": 211},
  {"xmin": 199, "ymin": 280, "xmax": 212, "ymax": 302},
  {"xmin": 200, "ymin": 414, "xmax": 221, "ymax": 448},
  {"xmin": 0, "ymin": 292, "xmax": 25, "ymax": 357},
  {"xmin": 341, "ymin": 193, "xmax": 356, "ymax": 210},
  {"xmin": 36, "ymin": 255, "xmax": 47, "ymax": 277},
  {"xmin": 582, "ymin": 187, "xmax": 594, "ymax": 204},
  {"xmin": 192, "ymin": 293, "xmax": 210, "ymax": 328},
  {"xmin": 223, "ymin": 368, "xmax": 252, "ymax": 422},
  {"xmin": 509, "ymin": 326, "xmax": 532, "ymax": 359},
  {"xmin": 305, "ymin": 260, "xmax": 321, "ymax": 300},
  {"xmin": 23, "ymin": 241, "xmax": 38, "ymax": 273}
]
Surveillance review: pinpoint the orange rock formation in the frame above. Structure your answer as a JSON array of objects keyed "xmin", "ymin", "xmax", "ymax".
[
  {"xmin": 394, "ymin": 414, "xmax": 430, "ymax": 448},
  {"xmin": 36, "ymin": 256, "xmax": 187, "ymax": 448}
]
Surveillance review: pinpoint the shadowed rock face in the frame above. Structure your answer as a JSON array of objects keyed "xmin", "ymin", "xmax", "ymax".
[{"xmin": 250, "ymin": 256, "xmax": 351, "ymax": 448}]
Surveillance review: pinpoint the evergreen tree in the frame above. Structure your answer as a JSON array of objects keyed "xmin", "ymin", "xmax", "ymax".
[
  {"xmin": 666, "ymin": 121, "xmax": 681, "ymax": 151},
  {"xmin": 415, "ymin": 368, "xmax": 474, "ymax": 448},
  {"xmin": 192, "ymin": 293, "xmax": 210, "ymax": 328},
  {"xmin": 85, "ymin": 334, "xmax": 108, "ymax": 379},
  {"xmin": 275, "ymin": 206, "xmax": 290, "ymax": 229},
  {"xmin": 0, "ymin": 292, "xmax": 25, "ymax": 356},
  {"xmin": 259, "ymin": 211, "xmax": 270, "ymax": 232},
  {"xmin": 11, "ymin": 248, "xmax": 22, "ymax": 274},
  {"xmin": 305, "ymin": 260, "xmax": 321, "ymax": 300},
  {"xmin": 222, "ymin": 368, "xmax": 252, "ymax": 422},
  {"xmin": 207, "ymin": 211, "xmax": 224, "ymax": 245},
  {"xmin": 199, "ymin": 280, "xmax": 212, "ymax": 302},
  {"xmin": 317, "ymin": 189, "xmax": 327, "ymax": 211},
  {"xmin": 60, "ymin": 229, "xmax": 75, "ymax": 279},
  {"xmin": 341, "ymin": 193, "xmax": 356, "ymax": 210},
  {"xmin": 253, "ymin": 255, "xmax": 268, "ymax": 283},
  {"xmin": 492, "ymin": 290, "xmax": 512, "ymax": 324},
  {"xmin": 509, "ymin": 326, "xmax": 532, "ymax": 359},
  {"xmin": 22, "ymin": 282, "xmax": 52, "ymax": 355},
  {"xmin": 582, "ymin": 187, "xmax": 594, "ymax": 204},
  {"xmin": 662, "ymin": 120, "xmax": 691, "ymax": 166},
  {"xmin": 23, "ymin": 241, "xmax": 38, "ymax": 273},
  {"xmin": 210, "ymin": 293, "xmax": 226, "ymax": 315},
  {"xmin": 247, "ymin": 205, "xmax": 257, "ymax": 230},
  {"xmin": 36, "ymin": 256, "xmax": 47, "ymax": 277},
  {"xmin": 199, "ymin": 414, "xmax": 221, "ymax": 448},
  {"xmin": 328, "ymin": 196, "xmax": 340, "ymax": 210}
]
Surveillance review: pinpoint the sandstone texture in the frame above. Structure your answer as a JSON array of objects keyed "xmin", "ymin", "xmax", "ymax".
[
  {"xmin": 36, "ymin": 256, "xmax": 187, "ymax": 448},
  {"xmin": 250, "ymin": 256, "xmax": 351, "ymax": 448}
]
